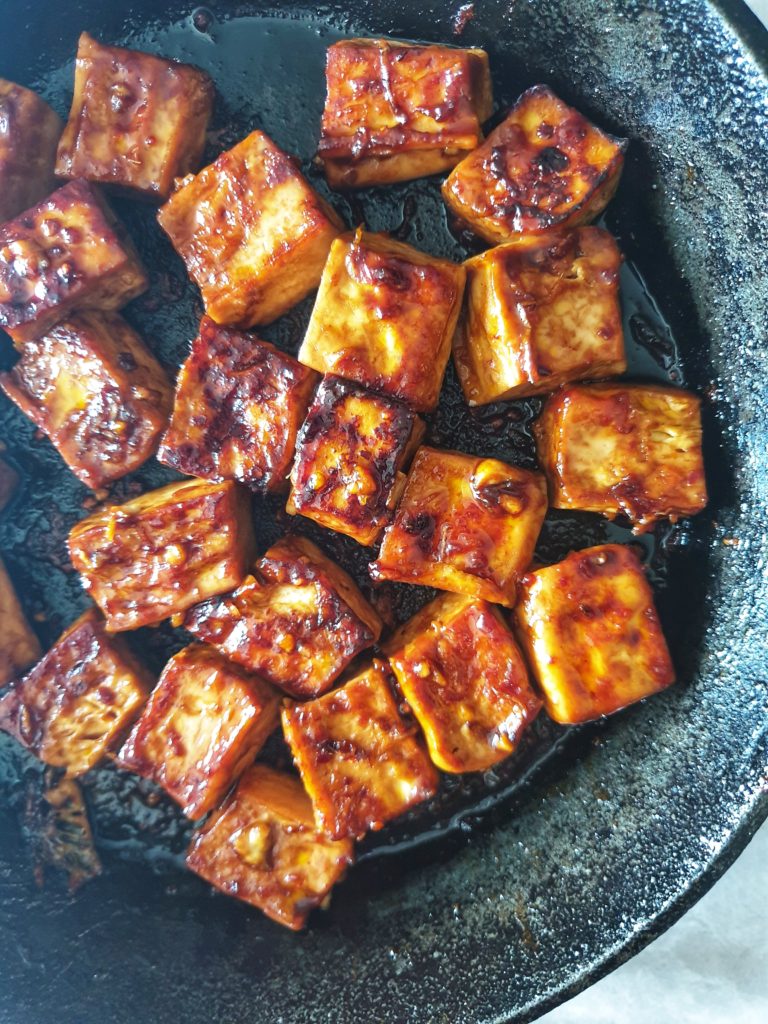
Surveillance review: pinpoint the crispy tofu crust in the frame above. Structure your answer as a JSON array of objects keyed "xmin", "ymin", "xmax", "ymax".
[
  {"xmin": 0, "ymin": 607, "xmax": 150, "ymax": 775},
  {"xmin": 318, "ymin": 38, "xmax": 492, "ymax": 188},
  {"xmin": 514, "ymin": 544, "xmax": 675, "ymax": 723},
  {"xmin": 183, "ymin": 535, "xmax": 382, "ymax": 698},
  {"xmin": 0, "ymin": 457, "xmax": 18, "ymax": 510},
  {"xmin": 0, "ymin": 79, "xmax": 62, "ymax": 224},
  {"xmin": 0, "ymin": 556, "xmax": 42, "ymax": 686},
  {"xmin": 0, "ymin": 312, "xmax": 172, "ymax": 489},
  {"xmin": 534, "ymin": 383, "xmax": 707, "ymax": 529},
  {"xmin": 442, "ymin": 85, "xmax": 627, "ymax": 244},
  {"xmin": 68, "ymin": 478, "xmax": 255, "ymax": 631},
  {"xmin": 385, "ymin": 593, "xmax": 541, "ymax": 773},
  {"xmin": 298, "ymin": 230, "xmax": 465, "ymax": 412},
  {"xmin": 371, "ymin": 446, "xmax": 547, "ymax": 607},
  {"xmin": 157, "ymin": 130, "xmax": 343, "ymax": 327},
  {"xmin": 118, "ymin": 644, "xmax": 280, "ymax": 819},
  {"xmin": 281, "ymin": 659, "xmax": 438, "ymax": 838},
  {"xmin": 158, "ymin": 316, "xmax": 317, "ymax": 493},
  {"xmin": 455, "ymin": 227, "xmax": 626, "ymax": 405},
  {"xmin": 55, "ymin": 32, "xmax": 214, "ymax": 202}
]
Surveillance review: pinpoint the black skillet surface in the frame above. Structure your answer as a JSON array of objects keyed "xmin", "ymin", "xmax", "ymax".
[{"xmin": 0, "ymin": 2, "xmax": 767, "ymax": 1022}]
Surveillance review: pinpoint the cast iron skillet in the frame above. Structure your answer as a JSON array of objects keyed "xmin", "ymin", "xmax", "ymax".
[{"xmin": 0, "ymin": 2, "xmax": 766, "ymax": 1022}]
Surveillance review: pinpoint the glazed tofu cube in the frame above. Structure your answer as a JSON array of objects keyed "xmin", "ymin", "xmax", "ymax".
[
  {"xmin": 158, "ymin": 317, "xmax": 317, "ymax": 493},
  {"xmin": 371, "ymin": 447, "xmax": 547, "ymax": 607},
  {"xmin": 0, "ymin": 608, "xmax": 150, "ymax": 776},
  {"xmin": 384, "ymin": 593, "xmax": 541, "ymax": 773},
  {"xmin": 514, "ymin": 544, "xmax": 675, "ymax": 724},
  {"xmin": 281, "ymin": 660, "xmax": 438, "ymax": 838},
  {"xmin": 0, "ymin": 79, "xmax": 62, "ymax": 223},
  {"xmin": 0, "ymin": 556, "xmax": 42, "ymax": 686},
  {"xmin": 442, "ymin": 85, "xmax": 627, "ymax": 244},
  {"xmin": 318, "ymin": 38, "xmax": 493, "ymax": 189},
  {"xmin": 157, "ymin": 130, "xmax": 343, "ymax": 327},
  {"xmin": 186, "ymin": 764, "xmax": 354, "ymax": 930},
  {"xmin": 0, "ymin": 180, "xmax": 148, "ymax": 344},
  {"xmin": 0, "ymin": 312, "xmax": 172, "ymax": 489},
  {"xmin": 454, "ymin": 227, "xmax": 626, "ymax": 405},
  {"xmin": 298, "ymin": 230, "xmax": 465, "ymax": 412},
  {"xmin": 534, "ymin": 383, "xmax": 707, "ymax": 529},
  {"xmin": 287, "ymin": 375, "xmax": 424, "ymax": 546},
  {"xmin": 55, "ymin": 32, "xmax": 214, "ymax": 202},
  {"xmin": 183, "ymin": 535, "xmax": 381, "ymax": 698},
  {"xmin": 118, "ymin": 644, "xmax": 279, "ymax": 819},
  {"xmin": 0, "ymin": 457, "xmax": 18, "ymax": 510},
  {"xmin": 68, "ymin": 478, "xmax": 254, "ymax": 631}
]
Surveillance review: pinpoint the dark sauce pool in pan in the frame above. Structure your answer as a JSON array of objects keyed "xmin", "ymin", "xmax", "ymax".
[{"xmin": 0, "ymin": 11, "xmax": 707, "ymax": 897}]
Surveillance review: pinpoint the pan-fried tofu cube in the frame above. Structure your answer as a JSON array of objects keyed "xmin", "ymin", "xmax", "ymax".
[
  {"xmin": 186, "ymin": 764, "xmax": 354, "ymax": 930},
  {"xmin": 281, "ymin": 660, "xmax": 438, "ymax": 838},
  {"xmin": 442, "ymin": 85, "xmax": 627, "ymax": 244},
  {"xmin": 298, "ymin": 230, "xmax": 465, "ymax": 412},
  {"xmin": 158, "ymin": 317, "xmax": 317, "ymax": 493},
  {"xmin": 318, "ymin": 38, "xmax": 492, "ymax": 189},
  {"xmin": 0, "ymin": 457, "xmax": 18, "ymax": 510},
  {"xmin": 0, "ymin": 608, "xmax": 150, "ymax": 775},
  {"xmin": 55, "ymin": 32, "xmax": 214, "ymax": 202},
  {"xmin": 384, "ymin": 593, "xmax": 541, "ymax": 773},
  {"xmin": 0, "ymin": 180, "xmax": 148, "ymax": 344},
  {"xmin": 183, "ymin": 535, "xmax": 381, "ymax": 698},
  {"xmin": 534, "ymin": 383, "xmax": 707, "ymax": 529},
  {"xmin": 287, "ymin": 375, "xmax": 424, "ymax": 546},
  {"xmin": 455, "ymin": 227, "xmax": 626, "ymax": 405},
  {"xmin": 0, "ymin": 312, "xmax": 172, "ymax": 489},
  {"xmin": 117, "ymin": 644, "xmax": 279, "ymax": 819},
  {"xmin": 0, "ymin": 79, "xmax": 62, "ymax": 223},
  {"xmin": 371, "ymin": 447, "xmax": 547, "ymax": 607},
  {"xmin": 157, "ymin": 130, "xmax": 343, "ymax": 327},
  {"xmin": 0, "ymin": 556, "xmax": 42, "ymax": 686},
  {"xmin": 514, "ymin": 544, "xmax": 675, "ymax": 723},
  {"xmin": 68, "ymin": 478, "xmax": 254, "ymax": 631}
]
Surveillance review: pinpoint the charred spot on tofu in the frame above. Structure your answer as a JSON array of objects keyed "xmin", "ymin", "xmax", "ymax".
[
  {"xmin": 157, "ymin": 130, "xmax": 343, "ymax": 328},
  {"xmin": 318, "ymin": 38, "xmax": 492, "ymax": 188},
  {"xmin": 455, "ymin": 227, "xmax": 626, "ymax": 405},
  {"xmin": 117, "ymin": 644, "xmax": 279, "ymax": 819},
  {"xmin": 384, "ymin": 593, "xmax": 541, "ymax": 773},
  {"xmin": 514, "ymin": 544, "xmax": 675, "ymax": 723},
  {"xmin": 158, "ymin": 316, "xmax": 318, "ymax": 493},
  {"xmin": 68, "ymin": 478, "xmax": 255, "ymax": 631},
  {"xmin": 0, "ymin": 79, "xmax": 62, "ymax": 223},
  {"xmin": 186, "ymin": 763, "xmax": 354, "ymax": 930},
  {"xmin": 281, "ymin": 659, "xmax": 438, "ymax": 838},
  {"xmin": 0, "ymin": 556, "xmax": 42, "ymax": 687},
  {"xmin": 298, "ymin": 230, "xmax": 465, "ymax": 412},
  {"xmin": 534, "ymin": 383, "xmax": 707, "ymax": 529},
  {"xmin": 0, "ymin": 457, "xmax": 18, "ymax": 510},
  {"xmin": 0, "ymin": 607, "xmax": 150, "ymax": 776},
  {"xmin": 442, "ymin": 85, "xmax": 627, "ymax": 244},
  {"xmin": 55, "ymin": 32, "xmax": 214, "ymax": 202},
  {"xmin": 371, "ymin": 446, "xmax": 547, "ymax": 607},
  {"xmin": 0, "ymin": 179, "xmax": 148, "ymax": 344}
]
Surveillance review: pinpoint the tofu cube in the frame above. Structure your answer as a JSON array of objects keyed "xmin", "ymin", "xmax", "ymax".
[
  {"xmin": 298, "ymin": 230, "xmax": 465, "ymax": 412},
  {"xmin": 117, "ymin": 644, "xmax": 279, "ymax": 819},
  {"xmin": 384, "ymin": 593, "xmax": 541, "ymax": 773},
  {"xmin": 0, "ymin": 312, "xmax": 172, "ymax": 489},
  {"xmin": 455, "ymin": 227, "xmax": 626, "ymax": 405},
  {"xmin": 318, "ymin": 38, "xmax": 493, "ymax": 189},
  {"xmin": 371, "ymin": 446, "xmax": 547, "ymax": 607},
  {"xmin": 0, "ymin": 79, "xmax": 62, "ymax": 223},
  {"xmin": 0, "ymin": 179, "xmax": 148, "ymax": 344},
  {"xmin": 158, "ymin": 316, "xmax": 317, "ymax": 493},
  {"xmin": 0, "ymin": 608, "xmax": 150, "ymax": 776},
  {"xmin": 157, "ymin": 130, "xmax": 343, "ymax": 327},
  {"xmin": 514, "ymin": 544, "xmax": 675, "ymax": 723},
  {"xmin": 0, "ymin": 457, "xmax": 18, "ymax": 510},
  {"xmin": 287, "ymin": 375, "xmax": 424, "ymax": 546},
  {"xmin": 281, "ymin": 659, "xmax": 438, "ymax": 838},
  {"xmin": 68, "ymin": 478, "xmax": 254, "ymax": 631},
  {"xmin": 55, "ymin": 32, "xmax": 214, "ymax": 202},
  {"xmin": 183, "ymin": 535, "xmax": 381, "ymax": 698},
  {"xmin": 186, "ymin": 764, "xmax": 354, "ymax": 930},
  {"xmin": 0, "ymin": 556, "xmax": 42, "ymax": 686},
  {"xmin": 442, "ymin": 85, "xmax": 627, "ymax": 244},
  {"xmin": 534, "ymin": 383, "xmax": 707, "ymax": 529}
]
